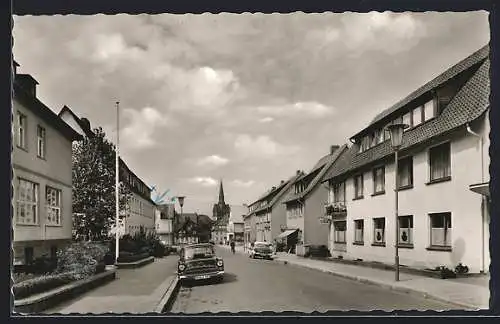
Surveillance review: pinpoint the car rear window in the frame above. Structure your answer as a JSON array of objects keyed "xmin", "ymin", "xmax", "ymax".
[{"xmin": 184, "ymin": 246, "xmax": 215, "ymax": 260}]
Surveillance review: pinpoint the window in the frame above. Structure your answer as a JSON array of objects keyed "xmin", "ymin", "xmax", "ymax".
[
  {"xmin": 24, "ymin": 247, "xmax": 34, "ymax": 265},
  {"xmin": 402, "ymin": 112, "xmax": 412, "ymax": 130},
  {"xmin": 412, "ymin": 106, "xmax": 423, "ymax": 126},
  {"xmin": 16, "ymin": 179, "xmax": 39, "ymax": 225},
  {"xmin": 398, "ymin": 216, "xmax": 413, "ymax": 245},
  {"xmin": 353, "ymin": 174, "xmax": 364, "ymax": 199},
  {"xmin": 333, "ymin": 221, "xmax": 346, "ymax": 243},
  {"xmin": 46, "ymin": 187, "xmax": 62, "ymax": 225},
  {"xmin": 424, "ymin": 99, "xmax": 435, "ymax": 121},
  {"xmin": 17, "ymin": 112, "xmax": 27, "ymax": 149},
  {"xmin": 429, "ymin": 213, "xmax": 452, "ymax": 247},
  {"xmin": 373, "ymin": 218, "xmax": 385, "ymax": 244},
  {"xmin": 377, "ymin": 129, "xmax": 384, "ymax": 143},
  {"xmin": 333, "ymin": 181, "xmax": 345, "ymax": 203},
  {"xmin": 398, "ymin": 156, "xmax": 413, "ymax": 188},
  {"xmin": 354, "ymin": 219, "xmax": 364, "ymax": 243},
  {"xmin": 383, "ymin": 123, "xmax": 391, "ymax": 141},
  {"xmin": 372, "ymin": 166, "xmax": 385, "ymax": 194},
  {"xmin": 37, "ymin": 125, "xmax": 46, "ymax": 158},
  {"xmin": 429, "ymin": 142, "xmax": 451, "ymax": 181}
]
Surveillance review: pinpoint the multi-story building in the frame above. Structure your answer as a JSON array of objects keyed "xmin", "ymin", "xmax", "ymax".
[
  {"xmin": 12, "ymin": 62, "xmax": 82, "ymax": 266},
  {"xmin": 58, "ymin": 106, "xmax": 156, "ymax": 236},
  {"xmin": 282, "ymin": 145, "xmax": 347, "ymax": 255},
  {"xmin": 211, "ymin": 180, "xmax": 231, "ymax": 244},
  {"xmin": 243, "ymin": 204, "xmax": 257, "ymax": 246},
  {"xmin": 155, "ymin": 203, "xmax": 175, "ymax": 246},
  {"xmin": 252, "ymin": 174, "xmax": 301, "ymax": 243},
  {"xmin": 322, "ymin": 44, "xmax": 490, "ymax": 274},
  {"xmin": 174, "ymin": 213, "xmax": 213, "ymax": 244}
]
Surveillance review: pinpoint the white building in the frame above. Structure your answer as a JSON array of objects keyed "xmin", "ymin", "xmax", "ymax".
[
  {"xmin": 12, "ymin": 62, "xmax": 82, "ymax": 265},
  {"xmin": 155, "ymin": 203, "xmax": 175, "ymax": 246},
  {"xmin": 323, "ymin": 45, "xmax": 490, "ymax": 274}
]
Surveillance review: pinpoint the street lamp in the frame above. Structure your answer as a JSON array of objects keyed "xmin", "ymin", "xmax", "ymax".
[
  {"xmin": 176, "ymin": 196, "xmax": 185, "ymax": 244},
  {"xmin": 386, "ymin": 122, "xmax": 408, "ymax": 282}
]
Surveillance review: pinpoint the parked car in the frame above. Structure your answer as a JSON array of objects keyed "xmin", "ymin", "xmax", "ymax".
[
  {"xmin": 177, "ymin": 243, "xmax": 224, "ymax": 283},
  {"xmin": 248, "ymin": 241, "xmax": 274, "ymax": 260}
]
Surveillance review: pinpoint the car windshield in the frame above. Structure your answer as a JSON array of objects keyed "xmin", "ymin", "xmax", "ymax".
[
  {"xmin": 184, "ymin": 246, "xmax": 215, "ymax": 260},
  {"xmin": 255, "ymin": 243, "xmax": 271, "ymax": 249}
]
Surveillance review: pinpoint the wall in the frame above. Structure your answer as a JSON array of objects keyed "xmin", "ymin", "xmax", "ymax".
[
  {"xmin": 328, "ymin": 128, "xmax": 488, "ymax": 273},
  {"xmin": 126, "ymin": 192, "xmax": 156, "ymax": 234},
  {"xmin": 270, "ymin": 191, "xmax": 290, "ymax": 242},
  {"xmin": 12, "ymin": 99, "xmax": 73, "ymax": 263},
  {"xmin": 304, "ymin": 184, "xmax": 330, "ymax": 246}
]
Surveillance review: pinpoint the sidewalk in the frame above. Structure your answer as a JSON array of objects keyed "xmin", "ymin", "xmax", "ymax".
[
  {"xmin": 273, "ymin": 252, "xmax": 489, "ymax": 310},
  {"xmin": 46, "ymin": 256, "xmax": 179, "ymax": 314}
]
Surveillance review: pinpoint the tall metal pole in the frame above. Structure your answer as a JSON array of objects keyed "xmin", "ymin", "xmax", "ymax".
[
  {"xmin": 394, "ymin": 149, "xmax": 400, "ymax": 281},
  {"xmin": 115, "ymin": 101, "xmax": 120, "ymax": 264}
]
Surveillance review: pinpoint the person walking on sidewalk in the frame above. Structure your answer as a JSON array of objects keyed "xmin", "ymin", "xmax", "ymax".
[{"xmin": 230, "ymin": 240, "xmax": 235, "ymax": 254}]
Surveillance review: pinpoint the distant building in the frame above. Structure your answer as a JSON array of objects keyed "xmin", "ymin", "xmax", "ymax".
[
  {"xmin": 58, "ymin": 106, "xmax": 156, "ymax": 236},
  {"xmin": 12, "ymin": 62, "xmax": 82, "ymax": 266},
  {"xmin": 155, "ymin": 203, "xmax": 175, "ymax": 246},
  {"xmin": 211, "ymin": 180, "xmax": 231, "ymax": 244},
  {"xmin": 226, "ymin": 221, "xmax": 244, "ymax": 243},
  {"xmin": 174, "ymin": 213, "xmax": 213, "ymax": 244}
]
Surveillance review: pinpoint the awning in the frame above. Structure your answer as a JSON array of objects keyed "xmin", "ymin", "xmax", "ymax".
[
  {"xmin": 469, "ymin": 182, "xmax": 490, "ymax": 197},
  {"xmin": 276, "ymin": 229, "xmax": 298, "ymax": 240}
]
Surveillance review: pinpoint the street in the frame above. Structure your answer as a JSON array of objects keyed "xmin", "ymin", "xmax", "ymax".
[{"xmin": 170, "ymin": 247, "xmax": 457, "ymax": 313}]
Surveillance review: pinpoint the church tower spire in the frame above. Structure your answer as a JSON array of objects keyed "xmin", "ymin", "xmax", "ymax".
[{"xmin": 218, "ymin": 179, "xmax": 225, "ymax": 204}]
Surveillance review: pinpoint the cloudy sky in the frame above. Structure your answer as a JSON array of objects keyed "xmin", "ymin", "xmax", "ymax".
[{"xmin": 13, "ymin": 12, "xmax": 489, "ymax": 217}]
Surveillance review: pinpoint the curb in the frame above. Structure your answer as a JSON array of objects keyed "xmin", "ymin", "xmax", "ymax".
[
  {"xmin": 14, "ymin": 270, "xmax": 116, "ymax": 314},
  {"xmin": 116, "ymin": 256, "xmax": 155, "ymax": 269},
  {"xmin": 277, "ymin": 259, "xmax": 481, "ymax": 311},
  {"xmin": 153, "ymin": 276, "xmax": 180, "ymax": 313}
]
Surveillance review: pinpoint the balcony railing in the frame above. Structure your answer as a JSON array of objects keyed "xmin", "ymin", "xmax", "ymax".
[{"xmin": 324, "ymin": 201, "xmax": 347, "ymax": 216}]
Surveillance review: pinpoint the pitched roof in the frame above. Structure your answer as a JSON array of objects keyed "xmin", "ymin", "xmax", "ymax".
[
  {"xmin": 352, "ymin": 44, "xmax": 489, "ymax": 140},
  {"xmin": 58, "ymin": 105, "xmax": 95, "ymax": 138},
  {"xmin": 13, "ymin": 81, "xmax": 82, "ymax": 141},
  {"xmin": 324, "ymin": 54, "xmax": 490, "ymax": 182},
  {"xmin": 283, "ymin": 144, "xmax": 348, "ymax": 203},
  {"xmin": 253, "ymin": 173, "xmax": 301, "ymax": 214}
]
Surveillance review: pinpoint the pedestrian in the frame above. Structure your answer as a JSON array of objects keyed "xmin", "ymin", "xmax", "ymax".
[{"xmin": 230, "ymin": 240, "xmax": 235, "ymax": 254}]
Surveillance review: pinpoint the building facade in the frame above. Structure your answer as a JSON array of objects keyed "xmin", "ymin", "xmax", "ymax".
[
  {"xmin": 323, "ymin": 45, "xmax": 490, "ymax": 274},
  {"xmin": 12, "ymin": 64, "xmax": 82, "ymax": 265},
  {"xmin": 211, "ymin": 180, "xmax": 231, "ymax": 244},
  {"xmin": 174, "ymin": 213, "xmax": 212, "ymax": 244},
  {"xmin": 282, "ymin": 145, "xmax": 347, "ymax": 255},
  {"xmin": 155, "ymin": 203, "xmax": 175, "ymax": 246},
  {"xmin": 58, "ymin": 106, "xmax": 156, "ymax": 236}
]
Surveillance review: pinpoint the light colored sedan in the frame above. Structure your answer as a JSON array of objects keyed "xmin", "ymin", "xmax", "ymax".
[{"xmin": 248, "ymin": 242, "xmax": 274, "ymax": 260}]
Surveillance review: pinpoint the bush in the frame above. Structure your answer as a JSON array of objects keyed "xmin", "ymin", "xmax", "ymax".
[
  {"xmin": 12, "ymin": 272, "xmax": 38, "ymax": 284},
  {"xmin": 27, "ymin": 255, "xmax": 58, "ymax": 274},
  {"xmin": 95, "ymin": 261, "xmax": 106, "ymax": 274},
  {"xmin": 56, "ymin": 242, "xmax": 108, "ymax": 280},
  {"xmin": 13, "ymin": 272, "xmax": 77, "ymax": 299},
  {"xmin": 152, "ymin": 241, "xmax": 167, "ymax": 258}
]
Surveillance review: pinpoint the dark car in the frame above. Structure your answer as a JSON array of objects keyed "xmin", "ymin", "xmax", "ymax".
[{"xmin": 177, "ymin": 243, "xmax": 224, "ymax": 283}]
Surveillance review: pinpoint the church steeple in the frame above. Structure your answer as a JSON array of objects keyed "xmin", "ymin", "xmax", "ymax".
[{"xmin": 218, "ymin": 179, "xmax": 225, "ymax": 204}]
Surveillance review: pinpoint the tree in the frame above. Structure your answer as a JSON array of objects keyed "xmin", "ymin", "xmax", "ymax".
[{"xmin": 72, "ymin": 127, "xmax": 131, "ymax": 241}]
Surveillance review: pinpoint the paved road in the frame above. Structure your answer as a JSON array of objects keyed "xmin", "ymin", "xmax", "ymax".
[{"xmin": 170, "ymin": 248, "xmax": 457, "ymax": 313}]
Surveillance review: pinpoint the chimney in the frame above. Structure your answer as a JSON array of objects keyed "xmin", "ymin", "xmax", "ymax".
[
  {"xmin": 16, "ymin": 74, "xmax": 39, "ymax": 98},
  {"xmin": 296, "ymin": 170, "xmax": 301, "ymax": 175},
  {"xmin": 272, "ymin": 186, "xmax": 276, "ymax": 191},
  {"xmin": 13, "ymin": 60, "xmax": 19, "ymax": 76},
  {"xmin": 330, "ymin": 145, "xmax": 340, "ymax": 155},
  {"xmin": 280, "ymin": 180, "xmax": 285, "ymax": 184}
]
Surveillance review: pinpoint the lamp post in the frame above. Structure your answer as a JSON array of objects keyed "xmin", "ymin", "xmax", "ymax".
[
  {"xmin": 386, "ymin": 123, "xmax": 408, "ymax": 282},
  {"xmin": 177, "ymin": 196, "xmax": 185, "ymax": 244},
  {"xmin": 115, "ymin": 101, "xmax": 120, "ymax": 265}
]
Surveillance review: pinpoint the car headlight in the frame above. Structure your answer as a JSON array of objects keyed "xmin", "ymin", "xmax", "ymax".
[
  {"xmin": 178, "ymin": 264, "xmax": 186, "ymax": 271},
  {"xmin": 217, "ymin": 260, "xmax": 223, "ymax": 267}
]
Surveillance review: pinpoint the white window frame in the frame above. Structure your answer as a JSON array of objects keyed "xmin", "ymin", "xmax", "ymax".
[
  {"xmin": 16, "ymin": 179, "xmax": 39, "ymax": 225},
  {"xmin": 398, "ymin": 215, "xmax": 413, "ymax": 245},
  {"xmin": 37, "ymin": 125, "xmax": 46, "ymax": 159},
  {"xmin": 353, "ymin": 174, "xmax": 364, "ymax": 199},
  {"xmin": 46, "ymin": 186, "xmax": 62, "ymax": 226},
  {"xmin": 424, "ymin": 98, "xmax": 436, "ymax": 121},
  {"xmin": 373, "ymin": 217, "xmax": 385, "ymax": 244},
  {"xmin": 429, "ymin": 212, "xmax": 452, "ymax": 248},
  {"xmin": 354, "ymin": 219, "xmax": 364, "ymax": 243},
  {"xmin": 412, "ymin": 106, "xmax": 423, "ymax": 126},
  {"xmin": 402, "ymin": 112, "xmax": 412, "ymax": 130},
  {"xmin": 17, "ymin": 111, "xmax": 27, "ymax": 149},
  {"xmin": 333, "ymin": 181, "xmax": 345, "ymax": 203},
  {"xmin": 333, "ymin": 220, "xmax": 346, "ymax": 243},
  {"xmin": 372, "ymin": 166, "xmax": 385, "ymax": 194},
  {"xmin": 398, "ymin": 156, "xmax": 414, "ymax": 189},
  {"xmin": 429, "ymin": 142, "xmax": 451, "ymax": 181}
]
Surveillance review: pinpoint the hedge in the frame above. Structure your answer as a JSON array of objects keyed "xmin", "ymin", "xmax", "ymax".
[{"xmin": 13, "ymin": 272, "xmax": 77, "ymax": 300}]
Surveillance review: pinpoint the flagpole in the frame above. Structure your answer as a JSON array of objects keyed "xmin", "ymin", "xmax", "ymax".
[{"xmin": 115, "ymin": 101, "xmax": 120, "ymax": 264}]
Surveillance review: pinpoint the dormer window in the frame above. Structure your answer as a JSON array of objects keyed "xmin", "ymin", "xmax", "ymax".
[
  {"xmin": 412, "ymin": 106, "xmax": 423, "ymax": 126},
  {"xmin": 402, "ymin": 112, "xmax": 412, "ymax": 130},
  {"xmin": 424, "ymin": 99, "xmax": 436, "ymax": 121}
]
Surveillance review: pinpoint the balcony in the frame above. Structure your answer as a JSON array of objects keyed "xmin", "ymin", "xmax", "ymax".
[{"xmin": 324, "ymin": 201, "xmax": 347, "ymax": 217}]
